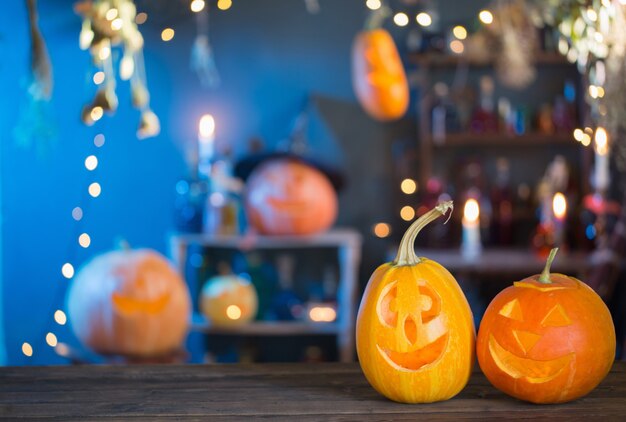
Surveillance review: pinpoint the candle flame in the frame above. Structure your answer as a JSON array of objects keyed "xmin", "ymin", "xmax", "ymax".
[
  {"xmin": 199, "ymin": 114, "xmax": 215, "ymax": 138},
  {"xmin": 553, "ymin": 192, "xmax": 567, "ymax": 220},
  {"xmin": 463, "ymin": 198, "xmax": 479, "ymax": 223},
  {"xmin": 226, "ymin": 305, "xmax": 242, "ymax": 320},
  {"xmin": 595, "ymin": 127, "xmax": 609, "ymax": 155},
  {"xmin": 309, "ymin": 306, "xmax": 337, "ymax": 322}
]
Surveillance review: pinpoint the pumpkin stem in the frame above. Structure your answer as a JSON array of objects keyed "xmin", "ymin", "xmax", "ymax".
[
  {"xmin": 394, "ymin": 201, "xmax": 454, "ymax": 266},
  {"xmin": 116, "ymin": 238, "xmax": 131, "ymax": 251},
  {"xmin": 538, "ymin": 248, "xmax": 559, "ymax": 284}
]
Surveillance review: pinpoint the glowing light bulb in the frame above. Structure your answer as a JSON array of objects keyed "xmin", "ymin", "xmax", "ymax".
[
  {"xmin": 416, "ymin": 12, "xmax": 432, "ymax": 27},
  {"xmin": 79, "ymin": 233, "xmax": 91, "ymax": 248},
  {"xmin": 226, "ymin": 305, "xmax": 242, "ymax": 320},
  {"xmin": 85, "ymin": 155, "xmax": 98, "ymax": 171},
  {"xmin": 62, "ymin": 263, "xmax": 75, "ymax": 279},
  {"xmin": 365, "ymin": 0, "xmax": 381, "ymax": 10},
  {"xmin": 373, "ymin": 223, "xmax": 391, "ymax": 238},
  {"xmin": 191, "ymin": 0, "xmax": 205, "ymax": 12},
  {"xmin": 89, "ymin": 182, "xmax": 102, "ymax": 198},
  {"xmin": 46, "ymin": 332, "xmax": 58, "ymax": 347},
  {"xmin": 54, "ymin": 310, "xmax": 67, "ymax": 325},
  {"xmin": 463, "ymin": 199, "xmax": 480, "ymax": 223},
  {"xmin": 393, "ymin": 12, "xmax": 409, "ymax": 27},
  {"xmin": 22, "ymin": 342, "xmax": 33, "ymax": 357},
  {"xmin": 553, "ymin": 192, "xmax": 567, "ymax": 220},
  {"xmin": 400, "ymin": 178, "xmax": 417, "ymax": 194},
  {"xmin": 479, "ymin": 10, "xmax": 494, "ymax": 25},
  {"xmin": 90, "ymin": 106, "xmax": 104, "ymax": 122},
  {"xmin": 199, "ymin": 114, "xmax": 215, "ymax": 138},
  {"xmin": 400, "ymin": 206, "xmax": 415, "ymax": 221},
  {"xmin": 161, "ymin": 28, "xmax": 175, "ymax": 42},
  {"xmin": 93, "ymin": 71, "xmax": 105, "ymax": 85},
  {"xmin": 453, "ymin": 25, "xmax": 467, "ymax": 40}
]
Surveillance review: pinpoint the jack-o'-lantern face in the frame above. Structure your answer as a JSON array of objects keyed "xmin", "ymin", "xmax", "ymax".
[
  {"xmin": 111, "ymin": 265, "xmax": 172, "ymax": 316},
  {"xmin": 245, "ymin": 159, "xmax": 337, "ymax": 236},
  {"xmin": 485, "ymin": 279, "xmax": 579, "ymax": 385},
  {"xmin": 375, "ymin": 277, "xmax": 448, "ymax": 371}
]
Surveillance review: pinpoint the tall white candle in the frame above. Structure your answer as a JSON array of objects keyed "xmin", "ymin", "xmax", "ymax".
[
  {"xmin": 594, "ymin": 127, "xmax": 610, "ymax": 192},
  {"xmin": 461, "ymin": 198, "xmax": 482, "ymax": 260},
  {"xmin": 198, "ymin": 114, "xmax": 215, "ymax": 179}
]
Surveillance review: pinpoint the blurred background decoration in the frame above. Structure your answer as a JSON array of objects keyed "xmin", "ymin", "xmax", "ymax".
[{"xmin": 1, "ymin": 0, "xmax": 626, "ymax": 366}]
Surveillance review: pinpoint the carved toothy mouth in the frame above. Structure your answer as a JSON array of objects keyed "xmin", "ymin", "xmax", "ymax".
[
  {"xmin": 488, "ymin": 334, "xmax": 573, "ymax": 383},
  {"xmin": 112, "ymin": 292, "xmax": 170, "ymax": 315}
]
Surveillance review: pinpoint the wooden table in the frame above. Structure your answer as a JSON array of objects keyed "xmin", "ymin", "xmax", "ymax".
[{"xmin": 1, "ymin": 362, "xmax": 624, "ymax": 420}]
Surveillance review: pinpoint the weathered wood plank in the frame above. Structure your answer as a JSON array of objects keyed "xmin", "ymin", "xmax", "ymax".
[{"xmin": 0, "ymin": 362, "xmax": 624, "ymax": 419}]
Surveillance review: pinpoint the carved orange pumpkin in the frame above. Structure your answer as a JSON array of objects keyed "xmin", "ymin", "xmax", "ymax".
[
  {"xmin": 477, "ymin": 248, "xmax": 616, "ymax": 403},
  {"xmin": 67, "ymin": 249, "xmax": 191, "ymax": 357},
  {"xmin": 244, "ymin": 159, "xmax": 337, "ymax": 236},
  {"xmin": 352, "ymin": 28, "xmax": 409, "ymax": 121},
  {"xmin": 357, "ymin": 201, "xmax": 475, "ymax": 403},
  {"xmin": 200, "ymin": 274, "xmax": 258, "ymax": 326}
]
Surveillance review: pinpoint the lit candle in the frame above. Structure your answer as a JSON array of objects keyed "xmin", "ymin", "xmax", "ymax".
[
  {"xmin": 594, "ymin": 127, "xmax": 610, "ymax": 192},
  {"xmin": 552, "ymin": 192, "xmax": 567, "ymax": 247},
  {"xmin": 198, "ymin": 114, "xmax": 215, "ymax": 178},
  {"xmin": 461, "ymin": 198, "xmax": 482, "ymax": 260}
]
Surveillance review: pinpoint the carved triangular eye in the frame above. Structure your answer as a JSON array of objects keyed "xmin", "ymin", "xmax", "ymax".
[
  {"xmin": 498, "ymin": 299, "xmax": 523, "ymax": 321},
  {"xmin": 541, "ymin": 304, "xmax": 571, "ymax": 327}
]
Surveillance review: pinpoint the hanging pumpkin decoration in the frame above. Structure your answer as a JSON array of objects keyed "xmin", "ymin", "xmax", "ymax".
[
  {"xmin": 352, "ymin": 28, "xmax": 409, "ymax": 121},
  {"xmin": 244, "ymin": 158, "xmax": 337, "ymax": 236},
  {"xmin": 356, "ymin": 201, "xmax": 475, "ymax": 403},
  {"xmin": 200, "ymin": 271, "xmax": 258, "ymax": 326},
  {"xmin": 476, "ymin": 248, "xmax": 616, "ymax": 404},
  {"xmin": 67, "ymin": 248, "xmax": 191, "ymax": 357}
]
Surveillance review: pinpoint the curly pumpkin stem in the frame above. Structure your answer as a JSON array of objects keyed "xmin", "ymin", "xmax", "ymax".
[
  {"xmin": 394, "ymin": 200, "xmax": 454, "ymax": 266},
  {"xmin": 538, "ymin": 247, "xmax": 559, "ymax": 284}
]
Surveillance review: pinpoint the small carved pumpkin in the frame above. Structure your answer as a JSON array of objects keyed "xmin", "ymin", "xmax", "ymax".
[
  {"xmin": 67, "ymin": 248, "xmax": 191, "ymax": 357},
  {"xmin": 357, "ymin": 201, "xmax": 475, "ymax": 403},
  {"xmin": 244, "ymin": 159, "xmax": 337, "ymax": 236},
  {"xmin": 200, "ymin": 274, "xmax": 258, "ymax": 326},
  {"xmin": 477, "ymin": 248, "xmax": 616, "ymax": 403},
  {"xmin": 352, "ymin": 28, "xmax": 409, "ymax": 121}
]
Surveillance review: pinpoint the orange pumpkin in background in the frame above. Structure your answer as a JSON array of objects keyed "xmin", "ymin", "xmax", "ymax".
[
  {"xmin": 357, "ymin": 201, "xmax": 475, "ymax": 403},
  {"xmin": 67, "ymin": 248, "xmax": 191, "ymax": 357},
  {"xmin": 244, "ymin": 158, "xmax": 337, "ymax": 236},
  {"xmin": 477, "ymin": 248, "xmax": 616, "ymax": 404},
  {"xmin": 352, "ymin": 28, "xmax": 409, "ymax": 121},
  {"xmin": 200, "ymin": 273, "xmax": 258, "ymax": 326}
]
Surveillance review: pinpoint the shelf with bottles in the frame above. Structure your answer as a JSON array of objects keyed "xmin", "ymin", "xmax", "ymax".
[
  {"xmin": 408, "ymin": 51, "xmax": 572, "ymax": 69},
  {"xmin": 168, "ymin": 229, "xmax": 362, "ymax": 363},
  {"xmin": 426, "ymin": 132, "xmax": 575, "ymax": 148}
]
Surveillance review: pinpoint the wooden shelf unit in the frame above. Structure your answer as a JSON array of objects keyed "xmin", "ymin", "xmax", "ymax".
[
  {"xmin": 168, "ymin": 229, "xmax": 362, "ymax": 362},
  {"xmin": 428, "ymin": 132, "xmax": 575, "ymax": 148},
  {"xmin": 408, "ymin": 51, "xmax": 572, "ymax": 68}
]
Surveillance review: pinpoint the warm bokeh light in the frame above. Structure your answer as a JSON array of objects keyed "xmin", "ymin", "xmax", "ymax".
[
  {"xmin": 581, "ymin": 133, "xmax": 592, "ymax": 147},
  {"xmin": 573, "ymin": 128, "xmax": 584, "ymax": 142},
  {"xmin": 54, "ymin": 310, "xmax": 67, "ymax": 325},
  {"xmin": 88, "ymin": 182, "xmax": 102, "ymax": 198},
  {"xmin": 61, "ymin": 263, "xmax": 75, "ymax": 279},
  {"xmin": 373, "ymin": 222, "xmax": 391, "ymax": 238},
  {"xmin": 400, "ymin": 206, "xmax": 415, "ymax": 221},
  {"xmin": 161, "ymin": 28, "xmax": 175, "ymax": 42},
  {"xmin": 463, "ymin": 198, "xmax": 480, "ymax": 223},
  {"xmin": 55, "ymin": 343, "xmax": 70, "ymax": 357},
  {"xmin": 453, "ymin": 25, "xmax": 467, "ymax": 40},
  {"xmin": 46, "ymin": 332, "xmax": 58, "ymax": 347},
  {"xmin": 366, "ymin": 0, "xmax": 381, "ymax": 10},
  {"xmin": 90, "ymin": 106, "xmax": 104, "ymax": 122},
  {"xmin": 85, "ymin": 155, "xmax": 98, "ymax": 171},
  {"xmin": 416, "ymin": 12, "xmax": 432, "ymax": 27},
  {"xmin": 587, "ymin": 8, "xmax": 598, "ymax": 22},
  {"xmin": 79, "ymin": 233, "xmax": 91, "ymax": 248},
  {"xmin": 400, "ymin": 178, "xmax": 417, "ymax": 194},
  {"xmin": 226, "ymin": 305, "xmax": 242, "ymax": 320},
  {"xmin": 450, "ymin": 40, "xmax": 464, "ymax": 54},
  {"xmin": 22, "ymin": 342, "xmax": 33, "ymax": 357},
  {"xmin": 217, "ymin": 0, "xmax": 232, "ymax": 10},
  {"xmin": 105, "ymin": 8, "xmax": 118, "ymax": 21},
  {"xmin": 479, "ymin": 10, "xmax": 494, "ymax": 25},
  {"xmin": 135, "ymin": 12, "xmax": 148, "ymax": 24},
  {"xmin": 595, "ymin": 126, "xmax": 609, "ymax": 155},
  {"xmin": 199, "ymin": 114, "xmax": 215, "ymax": 138},
  {"xmin": 393, "ymin": 12, "xmax": 409, "ymax": 27},
  {"xmin": 309, "ymin": 306, "xmax": 337, "ymax": 322},
  {"xmin": 191, "ymin": 0, "xmax": 206, "ymax": 12},
  {"xmin": 553, "ymin": 192, "xmax": 567, "ymax": 220},
  {"xmin": 111, "ymin": 18, "xmax": 123, "ymax": 31},
  {"xmin": 98, "ymin": 46, "xmax": 111, "ymax": 61},
  {"xmin": 120, "ymin": 56, "xmax": 134, "ymax": 80},
  {"xmin": 92, "ymin": 71, "xmax": 105, "ymax": 85}
]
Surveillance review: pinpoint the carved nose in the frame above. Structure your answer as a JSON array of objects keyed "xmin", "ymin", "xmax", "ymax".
[{"xmin": 513, "ymin": 330, "xmax": 541, "ymax": 354}]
